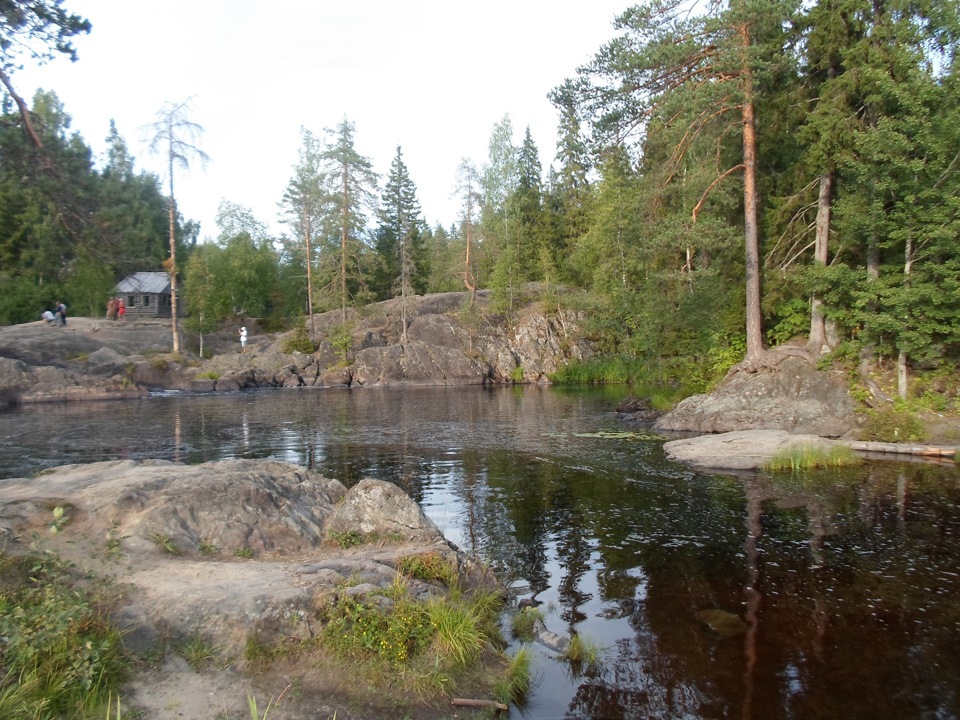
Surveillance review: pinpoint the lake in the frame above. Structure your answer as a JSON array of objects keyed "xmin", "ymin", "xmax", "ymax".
[{"xmin": 1, "ymin": 386, "xmax": 958, "ymax": 719}]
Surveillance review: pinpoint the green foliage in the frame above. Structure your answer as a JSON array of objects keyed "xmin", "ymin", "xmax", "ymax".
[
  {"xmin": 178, "ymin": 628, "xmax": 217, "ymax": 671},
  {"xmin": 396, "ymin": 552, "xmax": 458, "ymax": 588},
  {"xmin": 150, "ymin": 533, "xmax": 179, "ymax": 555},
  {"xmin": 281, "ymin": 317, "xmax": 316, "ymax": 354},
  {"xmin": 493, "ymin": 646, "xmax": 532, "ymax": 705},
  {"xmin": 510, "ymin": 607, "xmax": 544, "ymax": 642},
  {"xmin": 234, "ymin": 547, "xmax": 255, "ymax": 559},
  {"xmin": 766, "ymin": 444, "xmax": 862, "ymax": 471},
  {"xmin": 561, "ymin": 633, "xmax": 601, "ymax": 665},
  {"xmin": 321, "ymin": 595, "xmax": 433, "ymax": 667},
  {"xmin": 860, "ymin": 404, "xmax": 927, "ymax": 443},
  {"xmin": 329, "ymin": 530, "xmax": 363, "ymax": 548},
  {"xmin": 328, "ymin": 324, "xmax": 353, "ymax": 363},
  {"xmin": 509, "ymin": 365, "xmax": 524, "ymax": 383},
  {"xmin": 0, "ymin": 550, "xmax": 126, "ymax": 719}
]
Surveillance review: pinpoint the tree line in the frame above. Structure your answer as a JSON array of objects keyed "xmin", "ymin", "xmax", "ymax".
[{"xmin": 2, "ymin": 0, "xmax": 959, "ymax": 399}]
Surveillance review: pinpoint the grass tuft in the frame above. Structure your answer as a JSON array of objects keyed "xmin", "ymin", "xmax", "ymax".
[
  {"xmin": 510, "ymin": 607, "xmax": 544, "ymax": 642},
  {"xmin": 561, "ymin": 633, "xmax": 601, "ymax": 665},
  {"xmin": 493, "ymin": 646, "xmax": 532, "ymax": 705},
  {"xmin": 766, "ymin": 444, "xmax": 862, "ymax": 471}
]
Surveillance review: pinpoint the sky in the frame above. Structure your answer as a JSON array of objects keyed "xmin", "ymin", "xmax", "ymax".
[{"xmin": 16, "ymin": 1, "xmax": 629, "ymax": 241}]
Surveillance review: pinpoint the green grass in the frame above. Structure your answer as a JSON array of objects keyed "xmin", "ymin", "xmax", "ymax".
[
  {"xmin": 561, "ymin": 633, "xmax": 601, "ymax": 665},
  {"xmin": 150, "ymin": 532, "xmax": 179, "ymax": 555},
  {"xmin": 493, "ymin": 646, "xmax": 532, "ymax": 705},
  {"xmin": 328, "ymin": 530, "xmax": 364, "ymax": 548},
  {"xmin": 766, "ymin": 444, "xmax": 862, "ymax": 471},
  {"xmin": 234, "ymin": 547, "xmax": 255, "ymax": 559},
  {"xmin": 179, "ymin": 628, "xmax": 217, "ymax": 671},
  {"xmin": 510, "ymin": 607, "xmax": 544, "ymax": 642},
  {"xmin": 0, "ymin": 550, "xmax": 127, "ymax": 719},
  {"xmin": 396, "ymin": 552, "xmax": 458, "ymax": 587},
  {"xmin": 312, "ymin": 580, "xmax": 506, "ymax": 699}
]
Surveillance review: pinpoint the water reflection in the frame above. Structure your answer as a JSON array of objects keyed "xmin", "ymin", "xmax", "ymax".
[{"xmin": 0, "ymin": 387, "xmax": 958, "ymax": 719}]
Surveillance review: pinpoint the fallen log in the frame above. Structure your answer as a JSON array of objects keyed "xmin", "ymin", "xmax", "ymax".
[
  {"xmin": 452, "ymin": 698, "xmax": 509, "ymax": 711},
  {"xmin": 845, "ymin": 441, "xmax": 957, "ymax": 458}
]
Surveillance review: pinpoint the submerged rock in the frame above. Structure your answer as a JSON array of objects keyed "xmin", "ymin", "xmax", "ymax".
[{"xmin": 696, "ymin": 608, "xmax": 747, "ymax": 638}]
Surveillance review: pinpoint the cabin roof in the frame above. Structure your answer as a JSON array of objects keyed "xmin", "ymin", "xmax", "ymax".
[{"xmin": 116, "ymin": 272, "xmax": 171, "ymax": 294}]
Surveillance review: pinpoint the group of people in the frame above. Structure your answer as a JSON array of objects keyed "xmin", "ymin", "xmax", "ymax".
[
  {"xmin": 41, "ymin": 301, "xmax": 68, "ymax": 326},
  {"xmin": 105, "ymin": 297, "xmax": 126, "ymax": 321}
]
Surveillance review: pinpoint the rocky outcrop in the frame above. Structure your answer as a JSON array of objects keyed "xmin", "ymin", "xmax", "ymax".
[
  {"xmin": 0, "ymin": 289, "xmax": 593, "ymax": 403},
  {"xmin": 654, "ymin": 356, "xmax": 856, "ymax": 437},
  {"xmin": 0, "ymin": 459, "xmax": 495, "ymax": 659},
  {"xmin": 662, "ymin": 429, "xmax": 840, "ymax": 470}
]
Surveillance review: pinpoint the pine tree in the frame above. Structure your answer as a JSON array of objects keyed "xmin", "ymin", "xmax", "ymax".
[
  {"xmin": 568, "ymin": 0, "xmax": 798, "ymax": 366},
  {"xmin": 318, "ymin": 117, "xmax": 378, "ymax": 323},
  {"xmin": 374, "ymin": 145, "xmax": 426, "ymax": 341}
]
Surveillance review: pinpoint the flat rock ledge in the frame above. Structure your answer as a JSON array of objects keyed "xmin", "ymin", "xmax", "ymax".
[
  {"xmin": 663, "ymin": 430, "xmax": 839, "ymax": 470},
  {"xmin": 0, "ymin": 459, "xmax": 498, "ymax": 718}
]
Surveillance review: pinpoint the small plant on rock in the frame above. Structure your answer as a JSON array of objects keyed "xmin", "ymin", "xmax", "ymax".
[
  {"xmin": 179, "ymin": 628, "xmax": 217, "ymax": 671},
  {"xmin": 329, "ymin": 530, "xmax": 363, "ymax": 549},
  {"xmin": 150, "ymin": 532, "xmax": 179, "ymax": 555}
]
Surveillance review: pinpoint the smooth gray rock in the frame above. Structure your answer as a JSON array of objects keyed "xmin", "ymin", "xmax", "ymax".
[
  {"xmin": 663, "ymin": 429, "xmax": 839, "ymax": 469},
  {"xmin": 655, "ymin": 356, "xmax": 855, "ymax": 437}
]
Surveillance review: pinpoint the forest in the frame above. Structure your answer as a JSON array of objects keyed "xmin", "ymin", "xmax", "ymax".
[{"xmin": 2, "ymin": 0, "xmax": 959, "ymax": 399}]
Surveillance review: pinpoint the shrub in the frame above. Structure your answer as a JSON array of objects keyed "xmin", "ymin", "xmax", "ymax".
[
  {"xmin": 861, "ymin": 404, "xmax": 926, "ymax": 443},
  {"xmin": 282, "ymin": 318, "xmax": 315, "ymax": 354},
  {"xmin": 0, "ymin": 551, "xmax": 126, "ymax": 718}
]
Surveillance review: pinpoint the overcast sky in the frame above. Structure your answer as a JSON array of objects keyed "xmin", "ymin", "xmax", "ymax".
[{"xmin": 16, "ymin": 1, "xmax": 628, "ymax": 241}]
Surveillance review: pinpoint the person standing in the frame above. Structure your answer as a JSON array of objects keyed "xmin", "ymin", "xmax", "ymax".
[
  {"xmin": 54, "ymin": 300, "xmax": 67, "ymax": 326},
  {"xmin": 239, "ymin": 326, "xmax": 248, "ymax": 352},
  {"xmin": 117, "ymin": 298, "xmax": 126, "ymax": 320}
]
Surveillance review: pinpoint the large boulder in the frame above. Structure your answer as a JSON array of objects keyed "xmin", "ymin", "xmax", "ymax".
[
  {"xmin": 663, "ymin": 429, "xmax": 840, "ymax": 470},
  {"xmin": 655, "ymin": 356, "xmax": 855, "ymax": 437},
  {"xmin": 325, "ymin": 477, "xmax": 445, "ymax": 544},
  {"xmin": 0, "ymin": 459, "xmax": 492, "ymax": 662}
]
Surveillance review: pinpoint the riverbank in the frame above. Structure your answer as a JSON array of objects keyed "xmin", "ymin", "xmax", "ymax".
[{"xmin": 0, "ymin": 458, "xmax": 514, "ymax": 719}]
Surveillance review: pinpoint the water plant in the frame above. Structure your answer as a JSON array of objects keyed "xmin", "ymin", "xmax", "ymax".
[
  {"xmin": 493, "ymin": 646, "xmax": 532, "ymax": 705},
  {"xmin": 766, "ymin": 444, "xmax": 861, "ymax": 471},
  {"xmin": 510, "ymin": 607, "xmax": 544, "ymax": 642},
  {"xmin": 561, "ymin": 633, "xmax": 601, "ymax": 665}
]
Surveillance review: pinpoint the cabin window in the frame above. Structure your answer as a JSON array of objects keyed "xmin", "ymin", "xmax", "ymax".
[
  {"xmin": 142, "ymin": 295, "xmax": 151, "ymax": 308},
  {"xmin": 127, "ymin": 295, "xmax": 136, "ymax": 307}
]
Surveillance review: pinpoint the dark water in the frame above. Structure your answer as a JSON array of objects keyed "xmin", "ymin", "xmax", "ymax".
[{"xmin": 2, "ymin": 386, "xmax": 959, "ymax": 720}]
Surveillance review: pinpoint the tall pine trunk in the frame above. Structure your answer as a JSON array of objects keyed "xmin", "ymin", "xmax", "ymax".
[
  {"xmin": 807, "ymin": 172, "xmax": 832, "ymax": 352},
  {"xmin": 739, "ymin": 20, "xmax": 764, "ymax": 364}
]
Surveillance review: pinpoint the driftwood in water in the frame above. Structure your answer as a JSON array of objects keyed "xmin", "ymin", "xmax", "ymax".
[{"xmin": 846, "ymin": 441, "xmax": 956, "ymax": 458}]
